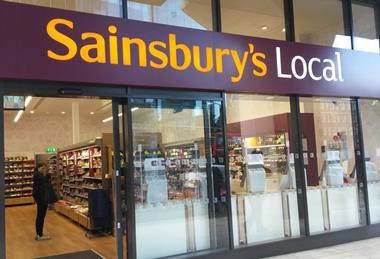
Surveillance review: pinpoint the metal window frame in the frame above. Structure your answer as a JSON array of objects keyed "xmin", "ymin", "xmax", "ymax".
[
  {"xmin": 289, "ymin": 96, "xmax": 310, "ymax": 236},
  {"xmin": 0, "ymin": 80, "xmax": 128, "ymax": 259},
  {"xmin": 342, "ymin": 0, "xmax": 355, "ymax": 49},
  {"xmin": 351, "ymin": 0, "xmax": 380, "ymax": 51},
  {"xmin": 283, "ymin": 0, "xmax": 295, "ymax": 42},
  {"xmin": 112, "ymin": 100, "xmax": 124, "ymax": 259},
  {"xmin": 212, "ymin": 0, "xmax": 222, "ymax": 32},
  {"xmin": 351, "ymin": 98, "xmax": 370, "ymax": 225},
  {"xmin": 0, "ymin": 83, "xmax": 4, "ymax": 259}
]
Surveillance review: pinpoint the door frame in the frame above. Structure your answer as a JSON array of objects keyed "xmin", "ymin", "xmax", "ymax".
[
  {"xmin": 117, "ymin": 88, "xmax": 232, "ymax": 259},
  {"xmin": 0, "ymin": 80, "xmax": 128, "ymax": 259}
]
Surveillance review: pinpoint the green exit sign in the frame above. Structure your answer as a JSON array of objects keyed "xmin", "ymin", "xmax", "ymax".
[{"xmin": 46, "ymin": 147, "xmax": 56, "ymax": 153}]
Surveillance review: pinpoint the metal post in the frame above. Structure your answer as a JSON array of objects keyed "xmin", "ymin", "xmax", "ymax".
[
  {"xmin": 203, "ymin": 101, "xmax": 217, "ymax": 249},
  {"xmin": 350, "ymin": 98, "xmax": 370, "ymax": 225},
  {"xmin": 289, "ymin": 96, "xmax": 310, "ymax": 236},
  {"xmin": 0, "ymin": 89, "xmax": 5, "ymax": 259},
  {"xmin": 222, "ymin": 94, "xmax": 234, "ymax": 249},
  {"xmin": 212, "ymin": 0, "xmax": 221, "ymax": 32},
  {"xmin": 126, "ymin": 92, "xmax": 137, "ymax": 259},
  {"xmin": 122, "ymin": 0, "xmax": 128, "ymax": 19},
  {"xmin": 342, "ymin": 0, "xmax": 354, "ymax": 49},
  {"xmin": 112, "ymin": 100, "xmax": 123, "ymax": 259},
  {"xmin": 374, "ymin": 3, "xmax": 380, "ymax": 51},
  {"xmin": 283, "ymin": 0, "xmax": 295, "ymax": 42}
]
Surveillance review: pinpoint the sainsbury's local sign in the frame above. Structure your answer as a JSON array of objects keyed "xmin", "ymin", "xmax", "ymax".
[
  {"xmin": 47, "ymin": 18, "xmax": 345, "ymax": 84},
  {"xmin": 0, "ymin": 1, "xmax": 379, "ymax": 97}
]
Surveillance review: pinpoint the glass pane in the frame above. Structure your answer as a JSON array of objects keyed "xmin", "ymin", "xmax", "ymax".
[
  {"xmin": 352, "ymin": 2, "xmax": 380, "ymax": 53},
  {"xmin": 299, "ymin": 97, "xmax": 360, "ymax": 234},
  {"xmin": 5, "ymin": 0, "xmax": 122, "ymax": 17},
  {"xmin": 220, "ymin": 0, "xmax": 285, "ymax": 40},
  {"xmin": 359, "ymin": 99, "xmax": 380, "ymax": 223},
  {"xmin": 131, "ymin": 98, "xmax": 229, "ymax": 258},
  {"xmin": 294, "ymin": 0, "xmax": 351, "ymax": 48},
  {"xmin": 226, "ymin": 94, "xmax": 300, "ymax": 247},
  {"xmin": 128, "ymin": 0, "xmax": 212, "ymax": 30}
]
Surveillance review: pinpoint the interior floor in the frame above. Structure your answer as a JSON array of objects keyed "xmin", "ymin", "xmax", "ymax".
[{"xmin": 6, "ymin": 205, "xmax": 116, "ymax": 258}]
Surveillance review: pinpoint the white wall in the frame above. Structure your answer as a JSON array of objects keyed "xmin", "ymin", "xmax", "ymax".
[{"xmin": 4, "ymin": 113, "xmax": 112, "ymax": 159}]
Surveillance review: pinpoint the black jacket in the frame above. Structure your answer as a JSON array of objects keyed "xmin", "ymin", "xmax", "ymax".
[{"xmin": 32, "ymin": 171, "xmax": 51, "ymax": 205}]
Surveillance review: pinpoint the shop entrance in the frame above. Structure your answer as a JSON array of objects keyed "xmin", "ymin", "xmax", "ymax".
[
  {"xmin": 0, "ymin": 82, "xmax": 128, "ymax": 259},
  {"xmin": 0, "ymin": 84, "xmax": 231, "ymax": 259},
  {"xmin": 113, "ymin": 90, "xmax": 231, "ymax": 259}
]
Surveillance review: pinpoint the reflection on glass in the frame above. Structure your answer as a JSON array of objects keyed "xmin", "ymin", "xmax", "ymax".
[
  {"xmin": 131, "ymin": 98, "xmax": 228, "ymax": 258},
  {"xmin": 359, "ymin": 99, "xmax": 380, "ymax": 223},
  {"xmin": 6, "ymin": 0, "xmax": 122, "ymax": 17},
  {"xmin": 220, "ymin": 0, "xmax": 285, "ymax": 40},
  {"xmin": 226, "ymin": 94, "xmax": 300, "ymax": 247},
  {"xmin": 352, "ymin": 3, "xmax": 380, "ymax": 53},
  {"xmin": 294, "ymin": 0, "xmax": 351, "ymax": 48},
  {"xmin": 300, "ymin": 97, "xmax": 360, "ymax": 234},
  {"xmin": 128, "ymin": 0, "xmax": 212, "ymax": 30}
]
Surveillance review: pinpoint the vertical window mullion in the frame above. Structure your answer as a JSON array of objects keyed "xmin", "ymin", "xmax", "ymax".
[
  {"xmin": 351, "ymin": 98, "xmax": 370, "ymax": 225},
  {"xmin": 283, "ymin": 0, "xmax": 295, "ymax": 42},
  {"xmin": 289, "ymin": 96, "xmax": 310, "ymax": 236},
  {"xmin": 0, "ymin": 89, "xmax": 5, "ymax": 259},
  {"xmin": 375, "ymin": 3, "xmax": 380, "ymax": 50},
  {"xmin": 122, "ymin": 0, "xmax": 129, "ymax": 19},
  {"xmin": 212, "ymin": 0, "xmax": 222, "ymax": 32},
  {"xmin": 342, "ymin": 0, "xmax": 354, "ymax": 49}
]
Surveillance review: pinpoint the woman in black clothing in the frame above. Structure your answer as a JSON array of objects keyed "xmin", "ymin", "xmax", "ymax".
[{"xmin": 32, "ymin": 163, "xmax": 51, "ymax": 241}]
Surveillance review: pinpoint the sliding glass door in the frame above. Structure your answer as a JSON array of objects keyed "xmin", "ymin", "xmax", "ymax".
[{"xmin": 127, "ymin": 96, "xmax": 229, "ymax": 259}]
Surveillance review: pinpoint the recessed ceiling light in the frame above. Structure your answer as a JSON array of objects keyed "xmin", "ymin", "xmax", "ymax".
[
  {"xmin": 261, "ymin": 26, "xmax": 268, "ymax": 31},
  {"xmin": 102, "ymin": 113, "xmax": 122, "ymax": 123},
  {"xmin": 90, "ymin": 112, "xmax": 94, "ymax": 115},
  {"xmin": 61, "ymin": 111, "xmax": 66, "ymax": 114},
  {"xmin": 30, "ymin": 110, "xmax": 35, "ymax": 114},
  {"xmin": 282, "ymin": 28, "xmax": 286, "ymax": 32},
  {"xmin": 102, "ymin": 116, "xmax": 113, "ymax": 123}
]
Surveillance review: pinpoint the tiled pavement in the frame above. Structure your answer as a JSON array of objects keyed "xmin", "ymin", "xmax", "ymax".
[{"xmin": 266, "ymin": 237, "xmax": 380, "ymax": 259}]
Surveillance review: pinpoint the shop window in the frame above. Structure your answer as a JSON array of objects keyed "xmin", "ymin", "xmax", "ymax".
[
  {"xmin": 359, "ymin": 99, "xmax": 380, "ymax": 223},
  {"xmin": 299, "ymin": 97, "xmax": 361, "ymax": 234},
  {"xmin": 131, "ymin": 98, "xmax": 229, "ymax": 258},
  {"xmin": 352, "ymin": 2, "xmax": 380, "ymax": 53},
  {"xmin": 5, "ymin": 0, "xmax": 122, "ymax": 17},
  {"xmin": 127, "ymin": 0, "xmax": 212, "ymax": 30},
  {"xmin": 220, "ymin": 0, "xmax": 285, "ymax": 40},
  {"xmin": 293, "ymin": 0, "xmax": 351, "ymax": 48},
  {"xmin": 226, "ymin": 94, "xmax": 300, "ymax": 247}
]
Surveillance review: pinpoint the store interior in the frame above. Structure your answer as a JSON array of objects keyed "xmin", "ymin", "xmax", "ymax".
[
  {"xmin": 3, "ymin": 93, "xmax": 380, "ymax": 258},
  {"xmin": 4, "ymin": 96, "xmax": 117, "ymax": 258},
  {"xmin": 226, "ymin": 94, "xmax": 362, "ymax": 246}
]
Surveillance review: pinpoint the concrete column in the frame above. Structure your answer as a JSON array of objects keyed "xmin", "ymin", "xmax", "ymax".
[{"xmin": 72, "ymin": 102, "xmax": 80, "ymax": 144}]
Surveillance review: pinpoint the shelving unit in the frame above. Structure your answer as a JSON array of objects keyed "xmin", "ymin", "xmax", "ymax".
[
  {"xmin": 55, "ymin": 135, "xmax": 113, "ymax": 230},
  {"xmin": 4, "ymin": 157, "xmax": 35, "ymax": 206},
  {"xmin": 133, "ymin": 138, "xmax": 207, "ymax": 203},
  {"xmin": 47, "ymin": 154, "xmax": 59, "ymax": 196}
]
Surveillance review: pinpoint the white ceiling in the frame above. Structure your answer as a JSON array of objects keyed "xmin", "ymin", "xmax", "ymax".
[{"xmin": 4, "ymin": 97, "xmax": 113, "ymax": 121}]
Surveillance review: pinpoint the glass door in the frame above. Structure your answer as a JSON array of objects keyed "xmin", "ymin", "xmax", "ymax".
[{"xmin": 113, "ymin": 95, "xmax": 230, "ymax": 259}]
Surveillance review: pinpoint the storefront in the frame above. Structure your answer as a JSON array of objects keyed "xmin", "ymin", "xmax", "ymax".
[{"xmin": 0, "ymin": 1, "xmax": 380, "ymax": 259}]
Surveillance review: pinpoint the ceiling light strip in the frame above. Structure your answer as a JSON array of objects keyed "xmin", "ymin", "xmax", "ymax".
[{"xmin": 14, "ymin": 110, "xmax": 23, "ymax": 123}]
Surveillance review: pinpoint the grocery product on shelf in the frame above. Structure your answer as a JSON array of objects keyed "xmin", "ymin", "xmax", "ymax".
[
  {"xmin": 4, "ymin": 156, "xmax": 35, "ymax": 206},
  {"xmin": 134, "ymin": 141, "xmax": 208, "ymax": 203}
]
